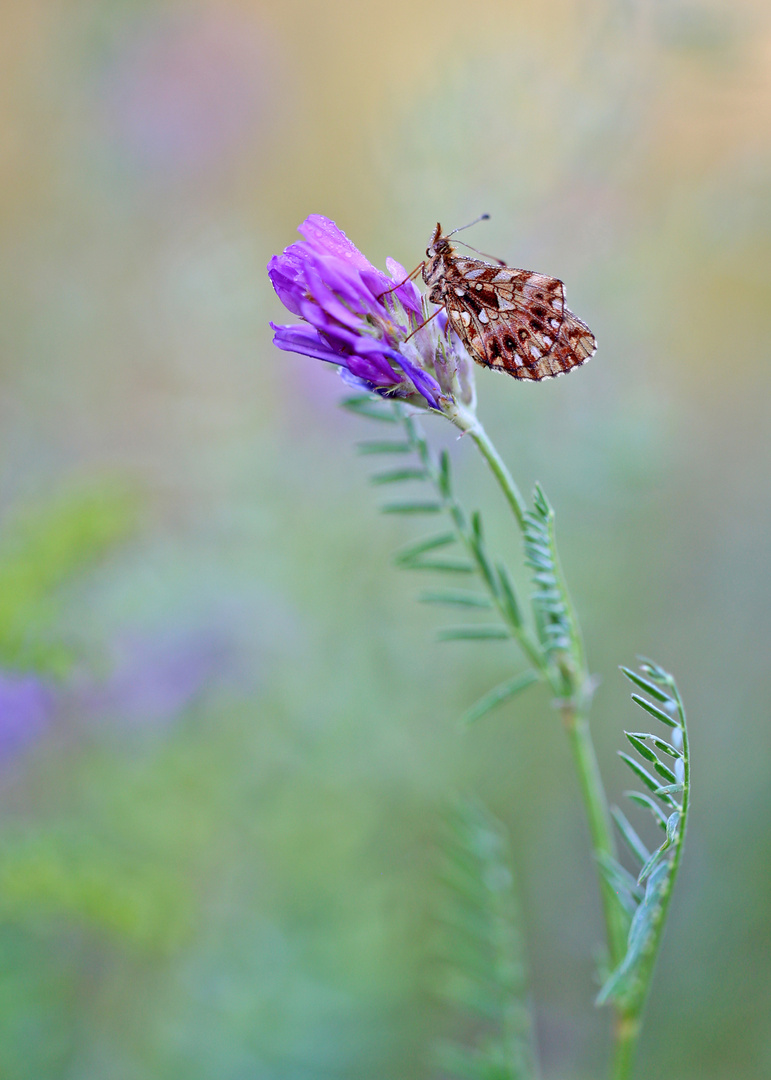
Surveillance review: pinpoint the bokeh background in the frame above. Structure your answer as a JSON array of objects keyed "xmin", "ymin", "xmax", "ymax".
[{"xmin": 1, "ymin": 1, "xmax": 770, "ymax": 1077}]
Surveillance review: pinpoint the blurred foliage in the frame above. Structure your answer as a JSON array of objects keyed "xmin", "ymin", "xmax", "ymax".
[
  {"xmin": 434, "ymin": 799, "xmax": 536, "ymax": 1080},
  {"xmin": 0, "ymin": 482, "xmax": 138, "ymax": 674}
]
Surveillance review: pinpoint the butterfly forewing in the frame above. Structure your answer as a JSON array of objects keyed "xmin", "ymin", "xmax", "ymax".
[{"xmin": 423, "ymin": 225, "xmax": 596, "ymax": 381}]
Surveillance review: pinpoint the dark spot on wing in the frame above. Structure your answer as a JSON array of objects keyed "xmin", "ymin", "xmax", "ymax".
[
  {"xmin": 532, "ymin": 305, "xmax": 546, "ymax": 318},
  {"xmin": 517, "ymin": 327, "xmax": 528, "ymax": 342},
  {"xmin": 503, "ymin": 335, "xmax": 517, "ymax": 353},
  {"xmin": 489, "ymin": 339, "xmax": 501, "ymax": 360},
  {"xmin": 529, "ymin": 319, "xmax": 543, "ymax": 332}
]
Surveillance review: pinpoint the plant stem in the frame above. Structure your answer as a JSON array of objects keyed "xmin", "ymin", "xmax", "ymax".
[
  {"xmin": 462, "ymin": 418, "xmax": 627, "ymax": 971},
  {"xmin": 561, "ymin": 703, "xmax": 628, "ymax": 971},
  {"xmin": 466, "ymin": 420, "xmax": 529, "ymax": 530},
  {"xmin": 610, "ymin": 1012, "xmax": 640, "ymax": 1080},
  {"xmin": 399, "ymin": 409, "xmax": 545, "ymax": 674}
]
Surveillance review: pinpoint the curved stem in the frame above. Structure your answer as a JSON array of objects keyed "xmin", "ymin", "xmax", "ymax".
[
  {"xmin": 400, "ymin": 409, "xmax": 545, "ymax": 674},
  {"xmin": 461, "ymin": 417, "xmax": 626, "ymax": 969},
  {"xmin": 461, "ymin": 418, "xmax": 529, "ymax": 530}
]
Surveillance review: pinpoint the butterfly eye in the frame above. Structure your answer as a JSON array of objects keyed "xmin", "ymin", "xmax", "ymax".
[{"xmin": 426, "ymin": 247, "xmax": 435, "ymax": 257}]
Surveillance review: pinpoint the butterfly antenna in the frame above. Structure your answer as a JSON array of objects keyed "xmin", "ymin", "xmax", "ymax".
[
  {"xmin": 452, "ymin": 239, "xmax": 507, "ymax": 266},
  {"xmin": 445, "ymin": 213, "xmax": 490, "ymax": 238}
]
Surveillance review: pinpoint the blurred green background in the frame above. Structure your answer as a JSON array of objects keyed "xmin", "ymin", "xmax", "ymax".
[{"xmin": 1, "ymin": 1, "xmax": 770, "ymax": 1077}]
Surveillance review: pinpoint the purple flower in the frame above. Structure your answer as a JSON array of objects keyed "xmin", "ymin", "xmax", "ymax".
[{"xmin": 268, "ymin": 216, "xmax": 474, "ymax": 413}]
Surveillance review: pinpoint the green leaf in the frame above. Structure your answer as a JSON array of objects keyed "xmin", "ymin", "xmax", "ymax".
[
  {"xmin": 665, "ymin": 810, "xmax": 681, "ymax": 843},
  {"xmin": 532, "ymin": 482, "xmax": 551, "ymax": 519},
  {"xmin": 370, "ymin": 468, "xmax": 429, "ymax": 485},
  {"xmin": 653, "ymin": 759, "xmax": 677, "ymax": 784},
  {"xmin": 435, "ymin": 799, "xmax": 537, "ymax": 1080},
  {"xmin": 624, "ymin": 732, "xmax": 659, "ymax": 763},
  {"xmin": 438, "ymin": 451, "xmax": 452, "ymax": 498},
  {"xmin": 624, "ymin": 791, "xmax": 669, "ymax": 830},
  {"xmin": 420, "ymin": 590, "xmax": 493, "ymax": 609},
  {"xmin": 409, "ymin": 560, "xmax": 475, "ymax": 574},
  {"xmin": 523, "ymin": 490, "xmax": 575, "ymax": 662},
  {"xmin": 598, "ymin": 860, "xmax": 672, "ymax": 1006},
  {"xmin": 611, "ymin": 807, "xmax": 650, "ymax": 867},
  {"xmin": 395, "ymin": 534, "xmax": 474, "ymax": 574},
  {"xmin": 637, "ymin": 820, "xmax": 677, "ymax": 886},
  {"xmin": 653, "ymin": 782, "xmax": 684, "ymax": 796},
  {"xmin": 620, "ymin": 667, "xmax": 675, "ymax": 705},
  {"xmin": 532, "ymin": 571, "xmax": 557, "ymax": 588},
  {"xmin": 631, "ymin": 693, "xmax": 679, "ymax": 728},
  {"xmin": 651, "ymin": 736, "xmax": 681, "ymax": 758},
  {"xmin": 461, "ymin": 671, "xmax": 539, "ymax": 726},
  {"xmin": 496, "ymin": 564, "xmax": 523, "ymax": 630},
  {"xmin": 394, "ymin": 532, "xmax": 456, "ymax": 563},
  {"xmin": 341, "ymin": 394, "xmax": 398, "ymax": 422},
  {"xmin": 471, "ymin": 541, "xmax": 498, "ymax": 597},
  {"xmin": 356, "ymin": 440, "xmax": 413, "ymax": 455},
  {"xmin": 601, "ymin": 661, "xmax": 690, "ymax": 1012},
  {"xmin": 617, "ymin": 753, "xmax": 663, "ymax": 795},
  {"xmin": 381, "ymin": 501, "xmax": 443, "ymax": 514},
  {"xmin": 437, "ymin": 626, "xmax": 512, "ymax": 642},
  {"xmin": 596, "ymin": 851, "xmax": 643, "ymax": 915},
  {"xmin": 637, "ymin": 657, "xmax": 672, "ymax": 684}
]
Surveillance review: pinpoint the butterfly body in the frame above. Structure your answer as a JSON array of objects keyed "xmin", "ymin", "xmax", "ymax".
[{"xmin": 422, "ymin": 223, "xmax": 596, "ymax": 381}]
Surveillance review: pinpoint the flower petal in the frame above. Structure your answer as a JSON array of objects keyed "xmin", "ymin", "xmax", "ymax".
[
  {"xmin": 271, "ymin": 322, "xmax": 401, "ymax": 388},
  {"xmin": 270, "ymin": 323, "xmax": 341, "ymax": 363},
  {"xmin": 298, "ymin": 215, "xmax": 376, "ymax": 273},
  {"xmin": 304, "ymin": 262, "xmax": 364, "ymax": 330},
  {"xmin": 267, "ymin": 256, "xmax": 305, "ymax": 317},
  {"xmin": 385, "ymin": 258, "xmax": 423, "ymax": 316},
  {"xmin": 387, "ymin": 351, "xmax": 443, "ymax": 410}
]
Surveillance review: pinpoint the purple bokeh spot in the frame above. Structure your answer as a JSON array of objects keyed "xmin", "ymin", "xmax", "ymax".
[
  {"xmin": 81, "ymin": 628, "xmax": 233, "ymax": 726},
  {"xmin": 0, "ymin": 673, "xmax": 54, "ymax": 762}
]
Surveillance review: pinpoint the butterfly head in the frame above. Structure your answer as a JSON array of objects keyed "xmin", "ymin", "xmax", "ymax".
[
  {"xmin": 426, "ymin": 223, "xmax": 453, "ymax": 260},
  {"xmin": 423, "ymin": 223, "xmax": 454, "ymax": 292}
]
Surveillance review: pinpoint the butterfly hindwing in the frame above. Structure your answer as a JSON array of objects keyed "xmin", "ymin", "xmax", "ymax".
[
  {"xmin": 422, "ymin": 226, "xmax": 596, "ymax": 381},
  {"xmin": 509, "ymin": 308, "xmax": 596, "ymax": 381}
]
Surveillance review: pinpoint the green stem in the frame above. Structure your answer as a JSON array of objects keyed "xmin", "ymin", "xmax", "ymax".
[
  {"xmin": 610, "ymin": 1012, "xmax": 641, "ymax": 1080},
  {"xmin": 400, "ymin": 409, "xmax": 544, "ymax": 674},
  {"xmin": 461, "ymin": 417, "xmax": 627, "ymax": 971},
  {"xmin": 464, "ymin": 419, "xmax": 529, "ymax": 530},
  {"xmin": 424, "ymin": 404, "xmax": 642, "ymax": 1067},
  {"xmin": 562, "ymin": 703, "xmax": 628, "ymax": 971}
]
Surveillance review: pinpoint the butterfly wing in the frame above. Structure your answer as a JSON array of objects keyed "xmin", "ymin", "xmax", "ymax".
[
  {"xmin": 440, "ymin": 259, "xmax": 569, "ymax": 374},
  {"xmin": 511, "ymin": 308, "xmax": 597, "ymax": 381},
  {"xmin": 438, "ymin": 257, "xmax": 595, "ymax": 381}
]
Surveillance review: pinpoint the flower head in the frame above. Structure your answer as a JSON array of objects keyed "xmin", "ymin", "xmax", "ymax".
[{"xmin": 268, "ymin": 215, "xmax": 475, "ymax": 415}]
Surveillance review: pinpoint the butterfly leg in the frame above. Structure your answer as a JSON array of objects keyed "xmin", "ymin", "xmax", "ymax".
[
  {"xmin": 376, "ymin": 262, "xmax": 425, "ymax": 304},
  {"xmin": 404, "ymin": 305, "xmax": 443, "ymax": 342}
]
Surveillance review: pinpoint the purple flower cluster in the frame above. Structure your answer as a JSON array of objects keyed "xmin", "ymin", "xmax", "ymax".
[{"xmin": 269, "ymin": 216, "xmax": 471, "ymax": 412}]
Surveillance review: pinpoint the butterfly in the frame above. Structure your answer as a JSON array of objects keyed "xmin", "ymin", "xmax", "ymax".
[{"xmin": 421, "ymin": 223, "xmax": 596, "ymax": 381}]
